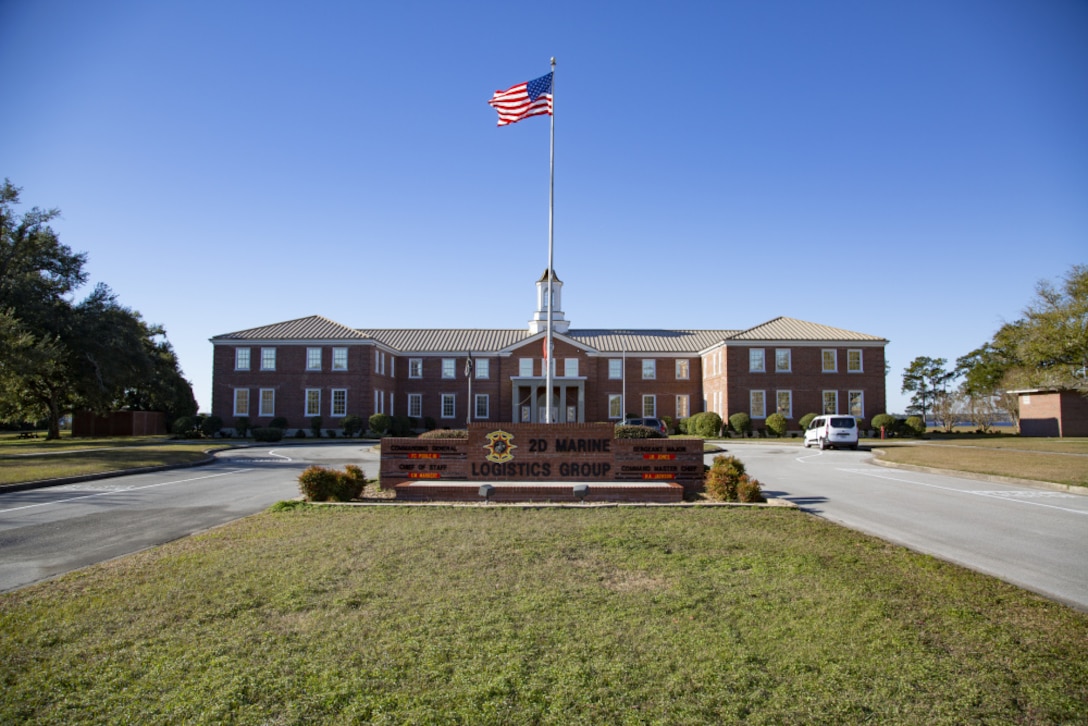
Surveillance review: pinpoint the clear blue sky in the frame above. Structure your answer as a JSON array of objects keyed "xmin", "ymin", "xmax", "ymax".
[{"xmin": 2, "ymin": 0, "xmax": 1085, "ymax": 416}]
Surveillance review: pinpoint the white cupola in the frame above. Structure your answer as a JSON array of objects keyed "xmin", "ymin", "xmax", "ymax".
[{"xmin": 528, "ymin": 268, "xmax": 570, "ymax": 334}]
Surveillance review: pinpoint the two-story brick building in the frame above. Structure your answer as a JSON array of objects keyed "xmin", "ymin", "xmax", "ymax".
[{"xmin": 210, "ymin": 270, "xmax": 887, "ymax": 434}]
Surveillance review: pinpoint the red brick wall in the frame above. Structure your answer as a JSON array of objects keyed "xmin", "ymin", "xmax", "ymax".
[{"xmin": 1020, "ymin": 391, "xmax": 1088, "ymax": 437}]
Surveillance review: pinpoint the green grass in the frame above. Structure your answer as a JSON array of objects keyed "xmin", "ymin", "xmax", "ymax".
[
  {"xmin": 871, "ymin": 438, "xmax": 1088, "ymax": 487},
  {"xmin": 2, "ymin": 506, "xmax": 1086, "ymax": 724}
]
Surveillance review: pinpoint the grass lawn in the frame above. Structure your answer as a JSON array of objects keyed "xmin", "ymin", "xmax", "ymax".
[
  {"xmin": 2, "ymin": 505, "xmax": 1086, "ymax": 724},
  {"xmin": 870, "ymin": 438, "xmax": 1088, "ymax": 487}
]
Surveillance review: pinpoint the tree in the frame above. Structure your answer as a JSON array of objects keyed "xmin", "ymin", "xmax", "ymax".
[
  {"xmin": 901, "ymin": 356, "xmax": 956, "ymax": 421},
  {"xmin": 1019, "ymin": 264, "xmax": 1088, "ymax": 388}
]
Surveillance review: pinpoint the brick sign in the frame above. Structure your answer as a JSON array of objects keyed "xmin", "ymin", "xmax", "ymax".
[{"xmin": 380, "ymin": 422, "xmax": 705, "ymax": 492}]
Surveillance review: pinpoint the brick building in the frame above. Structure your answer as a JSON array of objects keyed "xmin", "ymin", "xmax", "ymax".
[{"xmin": 210, "ymin": 270, "xmax": 887, "ymax": 434}]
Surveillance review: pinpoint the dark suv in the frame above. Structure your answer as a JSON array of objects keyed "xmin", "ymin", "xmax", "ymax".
[{"xmin": 618, "ymin": 417, "xmax": 669, "ymax": 436}]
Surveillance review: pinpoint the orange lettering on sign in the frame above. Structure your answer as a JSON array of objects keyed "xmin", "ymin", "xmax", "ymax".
[
  {"xmin": 642, "ymin": 454, "xmax": 676, "ymax": 460},
  {"xmin": 409, "ymin": 472, "xmax": 441, "ymax": 479},
  {"xmin": 408, "ymin": 453, "xmax": 440, "ymax": 459}
]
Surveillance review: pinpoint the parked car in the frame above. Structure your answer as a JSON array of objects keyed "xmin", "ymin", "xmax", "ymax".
[
  {"xmin": 618, "ymin": 417, "xmax": 669, "ymax": 436},
  {"xmin": 803, "ymin": 415, "xmax": 859, "ymax": 450}
]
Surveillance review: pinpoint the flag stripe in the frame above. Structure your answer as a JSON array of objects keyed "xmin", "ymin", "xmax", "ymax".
[{"xmin": 488, "ymin": 73, "xmax": 553, "ymax": 126}]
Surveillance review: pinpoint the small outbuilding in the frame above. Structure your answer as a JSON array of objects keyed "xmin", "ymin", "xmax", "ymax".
[{"xmin": 1015, "ymin": 389, "xmax": 1088, "ymax": 438}]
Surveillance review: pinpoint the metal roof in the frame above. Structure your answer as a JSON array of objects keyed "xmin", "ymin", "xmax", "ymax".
[
  {"xmin": 728, "ymin": 316, "xmax": 887, "ymax": 343},
  {"xmin": 210, "ymin": 315, "xmax": 370, "ymax": 342}
]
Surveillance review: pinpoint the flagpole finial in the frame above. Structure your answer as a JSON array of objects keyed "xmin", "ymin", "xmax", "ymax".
[{"xmin": 550, "ymin": 57, "xmax": 556, "ymax": 66}]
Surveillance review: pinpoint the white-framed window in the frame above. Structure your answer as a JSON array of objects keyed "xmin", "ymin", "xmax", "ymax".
[
  {"xmin": 642, "ymin": 394, "xmax": 656, "ymax": 417},
  {"xmin": 676, "ymin": 394, "xmax": 690, "ymax": 418},
  {"xmin": 475, "ymin": 358, "xmax": 490, "ymax": 379},
  {"xmin": 306, "ymin": 347, "xmax": 322, "ymax": 371},
  {"xmin": 822, "ymin": 349, "xmax": 838, "ymax": 373},
  {"xmin": 380, "ymin": 352, "xmax": 386, "ymax": 376},
  {"xmin": 407, "ymin": 393, "xmax": 422, "ymax": 418},
  {"xmin": 823, "ymin": 390, "xmax": 839, "ymax": 414},
  {"xmin": 331, "ymin": 389, "xmax": 347, "ymax": 417},
  {"xmin": 409, "ymin": 359, "xmax": 422, "ymax": 378},
  {"xmin": 676, "ymin": 359, "xmax": 690, "ymax": 380},
  {"xmin": 775, "ymin": 349, "xmax": 791, "ymax": 373},
  {"xmin": 642, "ymin": 359, "xmax": 656, "ymax": 379},
  {"xmin": 750, "ymin": 348, "xmax": 766, "ymax": 373},
  {"xmin": 374, "ymin": 390, "xmax": 383, "ymax": 414},
  {"xmin": 562, "ymin": 358, "xmax": 576, "ymax": 377},
  {"xmin": 260, "ymin": 347, "xmax": 276, "ymax": 371},
  {"xmin": 849, "ymin": 390, "xmax": 864, "ymax": 418},
  {"xmin": 750, "ymin": 390, "xmax": 766, "ymax": 419},
  {"xmin": 259, "ymin": 388, "xmax": 275, "ymax": 417},
  {"xmin": 235, "ymin": 348, "xmax": 251, "ymax": 371},
  {"xmin": 233, "ymin": 388, "xmax": 250, "ymax": 416},
  {"xmin": 332, "ymin": 347, "xmax": 348, "ymax": 371},
  {"xmin": 776, "ymin": 390, "xmax": 793, "ymax": 418},
  {"xmin": 848, "ymin": 349, "xmax": 863, "ymax": 373},
  {"xmin": 441, "ymin": 394, "xmax": 456, "ymax": 419},
  {"xmin": 441, "ymin": 359, "xmax": 456, "ymax": 379},
  {"xmin": 608, "ymin": 394, "xmax": 623, "ymax": 419},
  {"xmin": 519, "ymin": 358, "xmax": 533, "ymax": 376},
  {"xmin": 608, "ymin": 359, "xmax": 623, "ymax": 379},
  {"xmin": 305, "ymin": 389, "xmax": 321, "ymax": 417},
  {"xmin": 474, "ymin": 394, "xmax": 489, "ymax": 419}
]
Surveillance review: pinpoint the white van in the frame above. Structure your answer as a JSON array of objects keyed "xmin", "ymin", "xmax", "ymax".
[{"xmin": 803, "ymin": 415, "xmax": 859, "ymax": 450}]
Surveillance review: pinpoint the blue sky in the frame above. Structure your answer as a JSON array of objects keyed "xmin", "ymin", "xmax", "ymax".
[{"xmin": 2, "ymin": 0, "xmax": 1085, "ymax": 416}]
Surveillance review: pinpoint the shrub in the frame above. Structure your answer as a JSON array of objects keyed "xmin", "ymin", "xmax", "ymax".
[
  {"xmin": 310, "ymin": 417, "xmax": 323, "ymax": 438},
  {"xmin": 325, "ymin": 430, "xmax": 337, "ymax": 438},
  {"xmin": 369, "ymin": 413, "xmax": 392, "ymax": 436},
  {"xmin": 235, "ymin": 416, "xmax": 251, "ymax": 438},
  {"xmin": 677, "ymin": 418, "xmax": 689, "ymax": 434},
  {"xmin": 341, "ymin": 415, "xmax": 364, "ymax": 438},
  {"xmin": 391, "ymin": 415, "xmax": 413, "ymax": 436},
  {"xmin": 737, "ymin": 474, "xmax": 766, "ymax": 503},
  {"xmin": 297, "ymin": 464, "xmax": 368, "ymax": 502},
  {"xmin": 728, "ymin": 412, "xmax": 751, "ymax": 436},
  {"xmin": 704, "ymin": 454, "xmax": 746, "ymax": 501},
  {"xmin": 419, "ymin": 428, "xmax": 468, "ymax": 439},
  {"xmin": 200, "ymin": 415, "xmax": 223, "ymax": 438},
  {"xmin": 687, "ymin": 412, "xmax": 723, "ymax": 438},
  {"xmin": 294, "ymin": 429, "xmax": 307, "ymax": 438},
  {"xmin": 171, "ymin": 416, "xmax": 199, "ymax": 438},
  {"xmin": 798, "ymin": 413, "xmax": 818, "ymax": 431},
  {"xmin": 871, "ymin": 413, "xmax": 898, "ymax": 436},
  {"xmin": 252, "ymin": 427, "xmax": 284, "ymax": 442},
  {"xmin": 270, "ymin": 417, "xmax": 288, "ymax": 430},
  {"xmin": 904, "ymin": 416, "xmax": 926, "ymax": 437},
  {"xmin": 423, "ymin": 417, "xmax": 437, "ymax": 431},
  {"xmin": 765, "ymin": 412, "xmax": 788, "ymax": 437},
  {"xmin": 614, "ymin": 425, "xmax": 665, "ymax": 439}
]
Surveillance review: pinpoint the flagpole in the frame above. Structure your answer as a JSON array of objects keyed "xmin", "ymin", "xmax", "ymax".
[{"xmin": 545, "ymin": 57, "xmax": 556, "ymax": 424}]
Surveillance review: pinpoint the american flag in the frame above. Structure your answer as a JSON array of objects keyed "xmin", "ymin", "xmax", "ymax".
[{"xmin": 488, "ymin": 72, "xmax": 553, "ymax": 126}]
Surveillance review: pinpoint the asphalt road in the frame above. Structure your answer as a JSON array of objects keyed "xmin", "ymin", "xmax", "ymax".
[
  {"xmin": 721, "ymin": 442, "xmax": 1088, "ymax": 611},
  {"xmin": 2, "ymin": 442, "xmax": 1085, "ymax": 612}
]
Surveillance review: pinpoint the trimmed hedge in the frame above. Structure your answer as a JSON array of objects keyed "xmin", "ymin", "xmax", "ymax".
[
  {"xmin": 614, "ymin": 425, "xmax": 666, "ymax": 439},
  {"xmin": 298, "ymin": 464, "xmax": 367, "ymax": 502},
  {"xmin": 686, "ymin": 412, "xmax": 723, "ymax": 438},
  {"xmin": 419, "ymin": 429, "xmax": 468, "ymax": 439}
]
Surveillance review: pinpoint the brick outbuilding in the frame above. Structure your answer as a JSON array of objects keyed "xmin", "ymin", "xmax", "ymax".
[{"xmin": 209, "ymin": 270, "xmax": 888, "ymax": 434}]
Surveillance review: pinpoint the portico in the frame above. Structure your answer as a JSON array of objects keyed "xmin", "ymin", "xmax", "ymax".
[{"xmin": 511, "ymin": 377, "xmax": 586, "ymax": 423}]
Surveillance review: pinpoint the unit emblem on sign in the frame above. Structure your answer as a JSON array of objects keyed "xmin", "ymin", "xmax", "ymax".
[{"xmin": 483, "ymin": 430, "xmax": 517, "ymax": 463}]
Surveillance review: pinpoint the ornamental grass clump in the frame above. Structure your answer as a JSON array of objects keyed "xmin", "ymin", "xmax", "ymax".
[
  {"xmin": 298, "ymin": 464, "xmax": 367, "ymax": 502},
  {"xmin": 704, "ymin": 454, "xmax": 764, "ymax": 502}
]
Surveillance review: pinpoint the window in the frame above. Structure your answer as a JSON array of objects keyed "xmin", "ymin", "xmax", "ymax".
[
  {"xmin": 234, "ymin": 388, "xmax": 250, "ymax": 416},
  {"xmin": 823, "ymin": 390, "xmax": 839, "ymax": 414},
  {"xmin": 475, "ymin": 358, "xmax": 490, "ymax": 379},
  {"xmin": 442, "ymin": 359, "xmax": 456, "ymax": 379},
  {"xmin": 642, "ymin": 359, "xmax": 656, "ymax": 379},
  {"xmin": 259, "ymin": 389, "xmax": 275, "ymax": 417},
  {"xmin": 441, "ymin": 394, "xmax": 456, "ymax": 419},
  {"xmin": 822, "ymin": 349, "xmax": 838, "ymax": 373},
  {"xmin": 608, "ymin": 394, "xmax": 623, "ymax": 419},
  {"xmin": 331, "ymin": 389, "xmax": 347, "ymax": 417},
  {"xmin": 474, "ymin": 394, "xmax": 489, "ymax": 419},
  {"xmin": 332, "ymin": 347, "xmax": 348, "ymax": 371},
  {"xmin": 776, "ymin": 390, "xmax": 792, "ymax": 418},
  {"xmin": 305, "ymin": 389, "xmax": 321, "ymax": 417},
  {"xmin": 407, "ymin": 393, "xmax": 422, "ymax": 418},
  {"xmin": 849, "ymin": 391, "xmax": 864, "ymax": 418},
  {"xmin": 750, "ymin": 390, "xmax": 766, "ymax": 419},
  {"xmin": 642, "ymin": 394, "xmax": 656, "ymax": 417},
  {"xmin": 608, "ymin": 359, "xmax": 623, "ymax": 379},
  {"xmin": 519, "ymin": 358, "xmax": 533, "ymax": 377},
  {"xmin": 306, "ymin": 347, "xmax": 322, "ymax": 371},
  {"xmin": 235, "ymin": 348, "xmax": 251, "ymax": 371},
  {"xmin": 260, "ymin": 347, "xmax": 276, "ymax": 371},
  {"xmin": 409, "ymin": 359, "xmax": 423, "ymax": 378},
  {"xmin": 848, "ymin": 349, "xmax": 863, "ymax": 373},
  {"xmin": 676, "ymin": 394, "xmax": 690, "ymax": 418},
  {"xmin": 750, "ymin": 348, "xmax": 765, "ymax": 373},
  {"xmin": 775, "ymin": 349, "xmax": 791, "ymax": 373},
  {"xmin": 676, "ymin": 359, "xmax": 690, "ymax": 380},
  {"xmin": 564, "ymin": 358, "xmax": 579, "ymax": 377}
]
